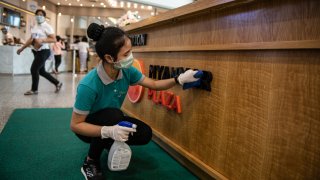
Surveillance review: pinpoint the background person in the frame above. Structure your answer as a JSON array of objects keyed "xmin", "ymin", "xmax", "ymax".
[
  {"xmin": 77, "ymin": 36, "xmax": 90, "ymax": 73},
  {"xmin": 13, "ymin": 36, "xmax": 25, "ymax": 45},
  {"xmin": 52, "ymin": 35, "xmax": 65, "ymax": 74},
  {"xmin": 1, "ymin": 27, "xmax": 14, "ymax": 45},
  {"xmin": 70, "ymin": 23, "xmax": 201, "ymax": 179},
  {"xmin": 16, "ymin": 9, "xmax": 62, "ymax": 95}
]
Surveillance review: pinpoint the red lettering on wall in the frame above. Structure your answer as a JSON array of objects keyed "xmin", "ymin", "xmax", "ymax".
[
  {"xmin": 167, "ymin": 96, "xmax": 182, "ymax": 113},
  {"xmin": 147, "ymin": 89, "xmax": 155, "ymax": 99},
  {"xmin": 147, "ymin": 89, "xmax": 182, "ymax": 113}
]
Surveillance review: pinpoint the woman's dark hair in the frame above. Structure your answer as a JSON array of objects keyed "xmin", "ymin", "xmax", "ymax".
[
  {"xmin": 56, "ymin": 35, "xmax": 61, "ymax": 42},
  {"xmin": 35, "ymin": 9, "xmax": 46, "ymax": 17},
  {"xmin": 87, "ymin": 23, "xmax": 127, "ymax": 61},
  {"xmin": 81, "ymin": 36, "xmax": 88, "ymax": 42}
]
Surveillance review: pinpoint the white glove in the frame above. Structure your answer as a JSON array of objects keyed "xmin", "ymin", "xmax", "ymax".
[
  {"xmin": 101, "ymin": 125, "xmax": 136, "ymax": 142},
  {"xmin": 177, "ymin": 69, "xmax": 200, "ymax": 85}
]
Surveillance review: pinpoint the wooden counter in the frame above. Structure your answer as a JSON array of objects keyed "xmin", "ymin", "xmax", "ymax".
[{"xmin": 122, "ymin": 0, "xmax": 320, "ymax": 179}]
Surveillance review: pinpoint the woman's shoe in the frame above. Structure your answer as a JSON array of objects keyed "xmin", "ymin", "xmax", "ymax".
[
  {"xmin": 55, "ymin": 82, "xmax": 63, "ymax": 93},
  {"xmin": 24, "ymin": 90, "xmax": 38, "ymax": 95}
]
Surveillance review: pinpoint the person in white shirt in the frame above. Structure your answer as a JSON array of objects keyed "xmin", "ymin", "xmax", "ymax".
[
  {"xmin": 77, "ymin": 36, "xmax": 90, "ymax": 73},
  {"xmin": 16, "ymin": 9, "xmax": 62, "ymax": 95},
  {"xmin": 1, "ymin": 27, "xmax": 14, "ymax": 45}
]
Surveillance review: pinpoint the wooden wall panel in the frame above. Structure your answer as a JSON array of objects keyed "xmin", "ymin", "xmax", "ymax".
[
  {"xmin": 264, "ymin": 51, "xmax": 320, "ymax": 179},
  {"xmin": 129, "ymin": 0, "xmax": 320, "ymax": 48},
  {"xmin": 122, "ymin": 0, "xmax": 320, "ymax": 179},
  {"xmin": 122, "ymin": 51, "xmax": 320, "ymax": 179}
]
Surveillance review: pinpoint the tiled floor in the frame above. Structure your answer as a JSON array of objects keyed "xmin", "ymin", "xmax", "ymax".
[{"xmin": 0, "ymin": 73, "xmax": 85, "ymax": 133}]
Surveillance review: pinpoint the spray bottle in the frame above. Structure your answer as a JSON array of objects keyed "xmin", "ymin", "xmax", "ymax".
[{"xmin": 108, "ymin": 121, "xmax": 137, "ymax": 171}]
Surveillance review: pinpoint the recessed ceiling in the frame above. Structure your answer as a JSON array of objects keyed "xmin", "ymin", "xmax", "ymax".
[
  {"xmin": 127, "ymin": 0, "xmax": 194, "ymax": 9},
  {"xmin": 46, "ymin": 0, "xmax": 175, "ymax": 11},
  {"xmin": 48, "ymin": 0, "xmax": 113, "ymax": 8}
]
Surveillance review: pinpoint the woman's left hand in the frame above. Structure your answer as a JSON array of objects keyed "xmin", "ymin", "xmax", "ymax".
[{"xmin": 177, "ymin": 70, "xmax": 201, "ymax": 85}]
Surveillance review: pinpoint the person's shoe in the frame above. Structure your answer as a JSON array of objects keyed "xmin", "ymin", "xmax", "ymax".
[
  {"xmin": 55, "ymin": 82, "xmax": 62, "ymax": 93},
  {"xmin": 24, "ymin": 90, "xmax": 38, "ymax": 95},
  {"xmin": 81, "ymin": 158, "xmax": 105, "ymax": 180}
]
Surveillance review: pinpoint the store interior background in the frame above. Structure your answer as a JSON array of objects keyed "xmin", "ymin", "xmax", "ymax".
[
  {"xmin": 0, "ymin": 0, "xmax": 194, "ymax": 47},
  {"xmin": 0, "ymin": 0, "xmax": 197, "ymax": 132}
]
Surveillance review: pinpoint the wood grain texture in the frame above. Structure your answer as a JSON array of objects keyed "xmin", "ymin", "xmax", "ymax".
[
  {"xmin": 122, "ymin": 51, "xmax": 320, "ymax": 179},
  {"xmin": 131, "ymin": 40, "xmax": 320, "ymax": 52},
  {"xmin": 123, "ymin": 0, "xmax": 255, "ymax": 32},
  {"xmin": 127, "ymin": 0, "xmax": 320, "ymax": 51},
  {"xmin": 122, "ymin": 0, "xmax": 320, "ymax": 179}
]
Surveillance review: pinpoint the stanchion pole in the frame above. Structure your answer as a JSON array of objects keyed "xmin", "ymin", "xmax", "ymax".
[{"xmin": 72, "ymin": 49, "xmax": 76, "ymax": 77}]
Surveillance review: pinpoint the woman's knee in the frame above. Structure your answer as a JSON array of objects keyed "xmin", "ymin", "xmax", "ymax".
[
  {"xmin": 39, "ymin": 69, "xmax": 47, "ymax": 76},
  {"xmin": 131, "ymin": 123, "xmax": 152, "ymax": 145},
  {"xmin": 86, "ymin": 108, "xmax": 125, "ymax": 126},
  {"xmin": 141, "ymin": 124, "xmax": 152, "ymax": 144}
]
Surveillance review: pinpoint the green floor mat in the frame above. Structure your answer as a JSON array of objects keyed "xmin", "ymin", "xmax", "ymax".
[{"xmin": 0, "ymin": 108, "xmax": 197, "ymax": 180}]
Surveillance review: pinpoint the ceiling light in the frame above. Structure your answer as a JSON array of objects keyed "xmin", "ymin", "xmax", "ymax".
[
  {"xmin": 130, "ymin": 0, "xmax": 193, "ymax": 9},
  {"xmin": 127, "ymin": 2, "xmax": 131, "ymax": 8},
  {"xmin": 107, "ymin": 0, "xmax": 115, "ymax": 7},
  {"xmin": 133, "ymin": 3, "xmax": 137, "ymax": 8},
  {"xmin": 120, "ymin": 1, "xmax": 124, "ymax": 8},
  {"xmin": 77, "ymin": 0, "xmax": 80, "ymax": 2},
  {"xmin": 68, "ymin": 3, "xmax": 71, "ymax": 6},
  {"xmin": 100, "ymin": 3, "xmax": 104, "ymax": 6},
  {"xmin": 57, "ymin": 2, "xmax": 60, "ymax": 5},
  {"xmin": 58, "ymin": 12, "xmax": 62, "ymax": 16},
  {"xmin": 42, "ymin": 5, "xmax": 46, "ymax": 10},
  {"xmin": 141, "ymin": 5, "xmax": 144, "ymax": 9},
  {"xmin": 71, "ymin": 18, "xmax": 74, "ymax": 22},
  {"xmin": 92, "ymin": 4, "xmax": 94, "ymax": 7},
  {"xmin": 148, "ymin": 6, "xmax": 152, "ymax": 10},
  {"xmin": 98, "ymin": 17, "xmax": 101, "ymax": 19},
  {"xmin": 80, "ymin": 4, "xmax": 83, "ymax": 6}
]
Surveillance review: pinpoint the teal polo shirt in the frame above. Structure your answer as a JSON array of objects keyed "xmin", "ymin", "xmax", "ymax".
[{"xmin": 73, "ymin": 62, "xmax": 145, "ymax": 115}]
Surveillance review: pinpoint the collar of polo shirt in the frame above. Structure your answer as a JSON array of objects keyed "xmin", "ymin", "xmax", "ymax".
[{"xmin": 97, "ymin": 62, "xmax": 123, "ymax": 85}]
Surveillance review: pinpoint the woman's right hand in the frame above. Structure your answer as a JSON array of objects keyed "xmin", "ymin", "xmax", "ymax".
[
  {"xmin": 33, "ymin": 38, "xmax": 43, "ymax": 50},
  {"xmin": 101, "ymin": 125, "xmax": 136, "ymax": 142},
  {"xmin": 16, "ymin": 48, "xmax": 23, "ymax": 55}
]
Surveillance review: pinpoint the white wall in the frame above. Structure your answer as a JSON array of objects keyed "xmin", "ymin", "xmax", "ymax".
[{"xmin": 56, "ymin": 15, "xmax": 71, "ymax": 37}]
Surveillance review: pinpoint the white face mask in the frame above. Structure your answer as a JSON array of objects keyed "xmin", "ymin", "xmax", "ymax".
[
  {"xmin": 113, "ymin": 53, "xmax": 134, "ymax": 69},
  {"xmin": 35, "ymin": 16, "xmax": 45, "ymax": 24}
]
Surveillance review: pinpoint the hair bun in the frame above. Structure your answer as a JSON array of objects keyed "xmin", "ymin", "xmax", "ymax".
[{"xmin": 87, "ymin": 23, "xmax": 104, "ymax": 41}]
